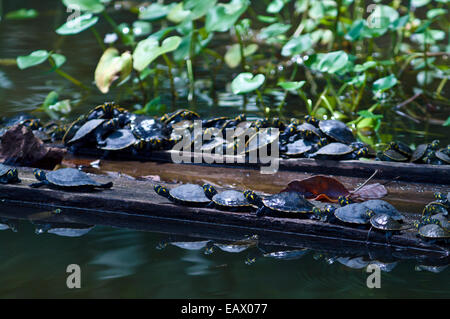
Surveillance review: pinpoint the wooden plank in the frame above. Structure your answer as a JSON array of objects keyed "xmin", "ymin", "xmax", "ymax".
[
  {"xmin": 0, "ymin": 168, "xmax": 448, "ymax": 256},
  {"xmin": 71, "ymin": 147, "xmax": 450, "ymax": 185}
]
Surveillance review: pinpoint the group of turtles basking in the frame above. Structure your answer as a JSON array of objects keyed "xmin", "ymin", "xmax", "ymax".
[
  {"xmin": 154, "ymin": 182, "xmax": 449, "ymax": 244},
  {"xmin": 2, "ymin": 101, "xmax": 448, "ymax": 164}
]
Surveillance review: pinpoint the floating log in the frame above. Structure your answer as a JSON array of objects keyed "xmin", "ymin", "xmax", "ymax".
[
  {"xmin": 0, "ymin": 168, "xmax": 448, "ymax": 257},
  {"xmin": 70, "ymin": 147, "xmax": 450, "ymax": 185}
]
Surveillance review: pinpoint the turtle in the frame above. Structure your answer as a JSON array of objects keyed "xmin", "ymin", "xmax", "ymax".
[
  {"xmin": 387, "ymin": 141, "xmax": 413, "ymax": 158},
  {"xmin": 376, "ymin": 149, "xmax": 408, "ymax": 162},
  {"xmin": 281, "ymin": 139, "xmax": 316, "ymax": 158},
  {"xmin": 30, "ymin": 168, "xmax": 113, "ymax": 190},
  {"xmin": 220, "ymin": 114, "xmax": 246, "ymax": 132},
  {"xmin": 86, "ymin": 101, "xmax": 126, "ymax": 120},
  {"xmin": 100, "ymin": 129, "xmax": 137, "ymax": 151},
  {"xmin": 154, "ymin": 184, "xmax": 211, "ymax": 206},
  {"xmin": 416, "ymin": 223, "xmax": 449, "ymax": 243},
  {"xmin": 130, "ymin": 116, "xmax": 170, "ymax": 152},
  {"xmin": 297, "ymin": 122, "xmax": 323, "ymax": 141},
  {"xmin": 304, "ymin": 115, "xmax": 320, "ymax": 127},
  {"xmin": 202, "ymin": 184, "xmax": 251, "ymax": 211},
  {"xmin": 243, "ymin": 190, "xmax": 315, "ymax": 217},
  {"xmin": 365, "ymin": 209, "xmax": 406, "ymax": 242},
  {"xmin": 423, "ymin": 201, "xmax": 448, "ymax": 217},
  {"xmin": 424, "ymin": 213, "xmax": 450, "ymax": 232},
  {"xmin": 161, "ymin": 109, "xmax": 200, "ymax": 128},
  {"xmin": 318, "ymin": 203, "xmax": 371, "ymax": 227},
  {"xmin": 360, "ymin": 200, "xmax": 404, "ymax": 221},
  {"xmin": 311, "ymin": 142, "xmax": 368, "ymax": 160},
  {"xmin": 62, "ymin": 115, "xmax": 87, "ymax": 144},
  {"xmin": 318, "ymin": 120, "xmax": 356, "ymax": 144},
  {"xmin": 202, "ymin": 117, "xmax": 230, "ymax": 129},
  {"xmin": 432, "ymin": 150, "xmax": 450, "ymax": 165},
  {"xmin": 241, "ymin": 128, "xmax": 279, "ymax": 155},
  {"xmin": 279, "ymin": 123, "xmax": 298, "ymax": 145},
  {"xmin": 410, "ymin": 140, "xmax": 440, "ymax": 163},
  {"xmin": 434, "ymin": 192, "xmax": 450, "ymax": 208},
  {"xmin": 0, "ymin": 164, "xmax": 20, "ymax": 184}
]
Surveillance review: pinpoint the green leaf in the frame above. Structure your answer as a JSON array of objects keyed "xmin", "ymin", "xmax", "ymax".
[
  {"xmin": 95, "ymin": 48, "xmax": 132, "ymax": 93},
  {"xmin": 231, "ymin": 73, "xmax": 265, "ymax": 94},
  {"xmin": 427, "ymin": 8, "xmax": 447, "ymax": 19},
  {"xmin": 259, "ymin": 23, "xmax": 291, "ymax": 40},
  {"xmin": 281, "ymin": 34, "xmax": 312, "ymax": 56},
  {"xmin": 411, "ymin": 0, "xmax": 431, "ymax": 7},
  {"xmin": 354, "ymin": 61, "xmax": 377, "ymax": 73},
  {"xmin": 267, "ymin": 0, "xmax": 290, "ymax": 13},
  {"xmin": 345, "ymin": 19, "xmax": 365, "ymax": 41},
  {"xmin": 205, "ymin": 0, "xmax": 250, "ymax": 32},
  {"xmin": 62, "ymin": 0, "xmax": 104, "ymax": 13},
  {"xmin": 357, "ymin": 110, "xmax": 383, "ymax": 119},
  {"xmin": 139, "ymin": 3, "xmax": 173, "ymax": 21},
  {"xmin": 257, "ymin": 15, "xmax": 278, "ymax": 23},
  {"xmin": 132, "ymin": 21, "xmax": 152, "ymax": 36},
  {"xmin": 224, "ymin": 44, "xmax": 258, "ymax": 68},
  {"xmin": 133, "ymin": 36, "xmax": 182, "ymax": 72},
  {"xmin": 135, "ymin": 96, "xmax": 166, "ymax": 116},
  {"xmin": 278, "ymin": 81, "xmax": 305, "ymax": 91},
  {"xmin": 167, "ymin": 3, "xmax": 191, "ymax": 23},
  {"xmin": 185, "ymin": 0, "xmax": 218, "ymax": 20},
  {"xmin": 314, "ymin": 51, "xmax": 349, "ymax": 74},
  {"xmin": 173, "ymin": 31, "xmax": 212, "ymax": 61},
  {"xmin": 443, "ymin": 116, "xmax": 450, "ymax": 126},
  {"xmin": 372, "ymin": 74, "xmax": 397, "ymax": 93},
  {"xmin": 56, "ymin": 13, "xmax": 98, "ymax": 35},
  {"xmin": 367, "ymin": 5, "xmax": 398, "ymax": 30},
  {"xmin": 5, "ymin": 9, "xmax": 38, "ymax": 20},
  {"xmin": 41, "ymin": 91, "xmax": 60, "ymax": 120},
  {"xmin": 17, "ymin": 50, "xmax": 49, "ymax": 70},
  {"xmin": 49, "ymin": 54, "xmax": 67, "ymax": 69},
  {"xmin": 49, "ymin": 100, "xmax": 72, "ymax": 115}
]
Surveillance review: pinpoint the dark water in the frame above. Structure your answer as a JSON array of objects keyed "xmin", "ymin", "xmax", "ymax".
[{"xmin": 0, "ymin": 1, "xmax": 449, "ymax": 298}]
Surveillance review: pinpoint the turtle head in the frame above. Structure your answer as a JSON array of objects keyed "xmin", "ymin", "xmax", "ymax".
[
  {"xmin": 202, "ymin": 184, "xmax": 218, "ymax": 200},
  {"xmin": 33, "ymin": 169, "xmax": 46, "ymax": 181},
  {"xmin": 422, "ymin": 204, "xmax": 437, "ymax": 216},
  {"xmin": 430, "ymin": 140, "xmax": 440, "ymax": 150},
  {"xmin": 290, "ymin": 118, "xmax": 301, "ymax": 125},
  {"xmin": 388, "ymin": 141, "xmax": 398, "ymax": 150},
  {"xmin": 434, "ymin": 192, "xmax": 444, "ymax": 201},
  {"xmin": 6, "ymin": 168, "xmax": 19, "ymax": 183},
  {"xmin": 317, "ymin": 137, "xmax": 328, "ymax": 148},
  {"xmin": 234, "ymin": 114, "xmax": 246, "ymax": 123},
  {"xmin": 312, "ymin": 207, "xmax": 324, "ymax": 219},
  {"xmin": 244, "ymin": 190, "xmax": 263, "ymax": 207},
  {"xmin": 154, "ymin": 185, "xmax": 170, "ymax": 198},
  {"xmin": 102, "ymin": 101, "xmax": 115, "ymax": 114},
  {"xmin": 365, "ymin": 209, "xmax": 375, "ymax": 218},
  {"xmin": 338, "ymin": 196, "xmax": 350, "ymax": 207},
  {"xmin": 304, "ymin": 115, "xmax": 319, "ymax": 126},
  {"xmin": 356, "ymin": 147, "xmax": 369, "ymax": 158}
]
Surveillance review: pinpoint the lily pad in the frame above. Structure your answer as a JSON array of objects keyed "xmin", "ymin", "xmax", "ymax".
[
  {"xmin": 95, "ymin": 48, "xmax": 132, "ymax": 93},
  {"xmin": 133, "ymin": 36, "xmax": 181, "ymax": 72},
  {"xmin": 231, "ymin": 73, "xmax": 265, "ymax": 94},
  {"xmin": 56, "ymin": 13, "xmax": 98, "ymax": 35},
  {"xmin": 17, "ymin": 50, "xmax": 49, "ymax": 70}
]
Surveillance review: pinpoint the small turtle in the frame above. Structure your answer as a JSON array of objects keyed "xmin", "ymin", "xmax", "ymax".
[
  {"xmin": 424, "ymin": 213, "xmax": 450, "ymax": 232},
  {"xmin": 241, "ymin": 128, "xmax": 279, "ymax": 155},
  {"xmin": 203, "ymin": 184, "xmax": 251, "ymax": 211},
  {"xmin": 318, "ymin": 120, "xmax": 356, "ymax": 144},
  {"xmin": 376, "ymin": 149, "xmax": 408, "ymax": 162},
  {"xmin": 324, "ymin": 203, "xmax": 371, "ymax": 227},
  {"xmin": 312, "ymin": 142, "xmax": 368, "ymax": 160},
  {"xmin": 416, "ymin": 223, "xmax": 449, "ymax": 243},
  {"xmin": 202, "ymin": 117, "xmax": 230, "ymax": 129},
  {"xmin": 423, "ymin": 201, "xmax": 448, "ymax": 217},
  {"xmin": 279, "ymin": 123, "xmax": 298, "ymax": 144},
  {"xmin": 154, "ymin": 184, "xmax": 211, "ymax": 206},
  {"xmin": 434, "ymin": 192, "xmax": 450, "ymax": 208},
  {"xmin": 61, "ymin": 115, "xmax": 87, "ymax": 144},
  {"xmin": 86, "ymin": 101, "xmax": 126, "ymax": 120},
  {"xmin": 432, "ymin": 150, "xmax": 450, "ymax": 165},
  {"xmin": 297, "ymin": 122, "xmax": 323, "ymax": 141},
  {"xmin": 410, "ymin": 140, "xmax": 440, "ymax": 163},
  {"xmin": 304, "ymin": 115, "xmax": 320, "ymax": 127},
  {"xmin": 360, "ymin": 200, "xmax": 404, "ymax": 221},
  {"xmin": 281, "ymin": 139, "xmax": 315, "ymax": 157},
  {"xmin": 0, "ymin": 164, "xmax": 20, "ymax": 184},
  {"xmin": 30, "ymin": 168, "xmax": 113, "ymax": 190},
  {"xmin": 387, "ymin": 141, "xmax": 413, "ymax": 158},
  {"xmin": 100, "ymin": 129, "xmax": 137, "ymax": 151},
  {"xmin": 365, "ymin": 209, "xmax": 406, "ymax": 241},
  {"xmin": 67, "ymin": 117, "xmax": 126, "ymax": 146},
  {"xmin": 243, "ymin": 190, "xmax": 315, "ymax": 217}
]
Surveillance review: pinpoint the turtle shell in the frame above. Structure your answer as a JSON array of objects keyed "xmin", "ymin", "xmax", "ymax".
[
  {"xmin": 313, "ymin": 143, "xmax": 353, "ymax": 157},
  {"xmin": 318, "ymin": 120, "xmax": 355, "ymax": 144},
  {"xmin": 411, "ymin": 144, "xmax": 428, "ymax": 162},
  {"xmin": 418, "ymin": 224, "xmax": 450, "ymax": 239},
  {"xmin": 67, "ymin": 119, "xmax": 105, "ymax": 144},
  {"xmin": 435, "ymin": 150, "xmax": 450, "ymax": 164},
  {"xmin": 284, "ymin": 139, "xmax": 313, "ymax": 157},
  {"xmin": 243, "ymin": 129, "xmax": 278, "ymax": 154},
  {"xmin": 334, "ymin": 203, "xmax": 370, "ymax": 224},
  {"xmin": 45, "ymin": 168, "xmax": 110, "ymax": 187},
  {"xmin": 130, "ymin": 116, "xmax": 167, "ymax": 140},
  {"xmin": 370, "ymin": 214, "xmax": 402, "ymax": 231},
  {"xmin": 390, "ymin": 142, "xmax": 413, "ymax": 157},
  {"xmin": 201, "ymin": 136, "xmax": 226, "ymax": 153},
  {"xmin": 379, "ymin": 149, "xmax": 408, "ymax": 162},
  {"xmin": 169, "ymin": 184, "xmax": 211, "ymax": 204},
  {"xmin": 297, "ymin": 123, "xmax": 322, "ymax": 139},
  {"xmin": 361, "ymin": 200, "xmax": 403, "ymax": 221},
  {"xmin": 100, "ymin": 129, "xmax": 137, "ymax": 151},
  {"xmin": 212, "ymin": 190, "xmax": 250, "ymax": 208},
  {"xmin": 430, "ymin": 213, "xmax": 450, "ymax": 231},
  {"xmin": 262, "ymin": 192, "xmax": 314, "ymax": 213}
]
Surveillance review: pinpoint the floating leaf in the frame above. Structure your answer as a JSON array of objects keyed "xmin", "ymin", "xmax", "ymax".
[
  {"xmin": 231, "ymin": 73, "xmax": 265, "ymax": 94},
  {"xmin": 372, "ymin": 74, "xmax": 397, "ymax": 93},
  {"xmin": 17, "ymin": 50, "xmax": 49, "ymax": 70},
  {"xmin": 5, "ymin": 9, "xmax": 38, "ymax": 20},
  {"xmin": 139, "ymin": 3, "xmax": 173, "ymax": 20},
  {"xmin": 62, "ymin": 0, "xmax": 104, "ymax": 13},
  {"xmin": 95, "ymin": 48, "xmax": 132, "ymax": 93},
  {"xmin": 349, "ymin": 183, "xmax": 388, "ymax": 201},
  {"xmin": 133, "ymin": 36, "xmax": 181, "ymax": 72},
  {"xmin": 281, "ymin": 176, "xmax": 350, "ymax": 202},
  {"xmin": 281, "ymin": 34, "xmax": 312, "ymax": 56},
  {"xmin": 205, "ymin": 0, "xmax": 249, "ymax": 32},
  {"xmin": 56, "ymin": 13, "xmax": 98, "ymax": 35}
]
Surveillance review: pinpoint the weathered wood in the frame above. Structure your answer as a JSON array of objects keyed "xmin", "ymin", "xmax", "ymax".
[
  {"xmin": 71, "ymin": 147, "xmax": 450, "ymax": 185},
  {"xmin": 0, "ymin": 168, "xmax": 448, "ymax": 256}
]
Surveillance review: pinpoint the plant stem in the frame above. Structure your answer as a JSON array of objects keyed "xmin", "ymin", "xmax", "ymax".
[
  {"xmin": 102, "ymin": 11, "xmax": 129, "ymax": 46},
  {"xmin": 91, "ymin": 27, "xmax": 106, "ymax": 51},
  {"xmin": 332, "ymin": 0, "xmax": 342, "ymax": 49},
  {"xmin": 48, "ymin": 59, "xmax": 89, "ymax": 90},
  {"xmin": 162, "ymin": 53, "xmax": 177, "ymax": 108},
  {"xmin": 186, "ymin": 58, "xmax": 195, "ymax": 103},
  {"xmin": 136, "ymin": 72, "xmax": 148, "ymax": 105},
  {"xmin": 235, "ymin": 26, "xmax": 247, "ymax": 71}
]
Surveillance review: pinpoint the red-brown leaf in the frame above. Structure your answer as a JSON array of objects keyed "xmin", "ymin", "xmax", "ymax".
[
  {"xmin": 281, "ymin": 175, "xmax": 350, "ymax": 202},
  {"xmin": 349, "ymin": 183, "xmax": 387, "ymax": 201}
]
